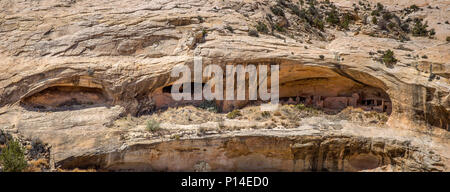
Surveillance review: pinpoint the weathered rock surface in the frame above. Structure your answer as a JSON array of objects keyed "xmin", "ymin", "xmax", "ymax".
[{"xmin": 0, "ymin": 0, "xmax": 448, "ymax": 171}]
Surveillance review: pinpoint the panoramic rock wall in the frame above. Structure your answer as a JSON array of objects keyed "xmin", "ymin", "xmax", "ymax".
[
  {"xmin": 0, "ymin": 0, "xmax": 448, "ymax": 131},
  {"xmin": 58, "ymin": 136, "xmax": 445, "ymax": 172}
]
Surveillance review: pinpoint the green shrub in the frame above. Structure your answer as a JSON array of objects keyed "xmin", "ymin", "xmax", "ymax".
[
  {"xmin": 295, "ymin": 103, "xmax": 307, "ymax": 110},
  {"xmin": 372, "ymin": 16, "xmax": 378, "ymax": 24},
  {"xmin": 197, "ymin": 16, "xmax": 204, "ymax": 23},
  {"xmin": 261, "ymin": 111, "xmax": 271, "ymax": 118},
  {"xmin": 381, "ymin": 49, "xmax": 397, "ymax": 66},
  {"xmin": 326, "ymin": 8, "xmax": 340, "ymax": 25},
  {"xmin": 410, "ymin": 5, "xmax": 419, "ymax": 11},
  {"xmin": 412, "ymin": 20, "xmax": 430, "ymax": 36},
  {"xmin": 446, "ymin": 36, "xmax": 450, "ymax": 42},
  {"xmin": 202, "ymin": 28, "xmax": 207, "ymax": 38},
  {"xmin": 295, "ymin": 104, "xmax": 320, "ymax": 114},
  {"xmin": 146, "ymin": 119, "xmax": 161, "ymax": 132},
  {"xmin": 371, "ymin": 10, "xmax": 380, "ymax": 16},
  {"xmin": 319, "ymin": 55, "xmax": 325, "ymax": 60},
  {"xmin": 248, "ymin": 30, "xmax": 259, "ymax": 37},
  {"xmin": 339, "ymin": 14, "xmax": 351, "ymax": 30},
  {"xmin": 256, "ymin": 22, "xmax": 269, "ymax": 33},
  {"xmin": 429, "ymin": 28, "xmax": 435, "ymax": 36},
  {"xmin": 382, "ymin": 12, "xmax": 392, "ymax": 20},
  {"xmin": 400, "ymin": 23, "xmax": 409, "ymax": 32},
  {"xmin": 0, "ymin": 139, "xmax": 27, "ymax": 172},
  {"xmin": 387, "ymin": 22, "xmax": 396, "ymax": 29},
  {"xmin": 273, "ymin": 24, "xmax": 285, "ymax": 32},
  {"xmin": 287, "ymin": 3, "xmax": 301, "ymax": 16},
  {"xmin": 198, "ymin": 100, "xmax": 218, "ymax": 112},
  {"xmin": 226, "ymin": 110, "xmax": 242, "ymax": 119},
  {"xmin": 376, "ymin": 3, "xmax": 384, "ymax": 11},
  {"xmin": 270, "ymin": 6, "xmax": 285, "ymax": 17},
  {"xmin": 403, "ymin": 5, "xmax": 419, "ymax": 14},
  {"xmin": 313, "ymin": 18, "xmax": 324, "ymax": 31},
  {"xmin": 225, "ymin": 25, "xmax": 233, "ymax": 33}
]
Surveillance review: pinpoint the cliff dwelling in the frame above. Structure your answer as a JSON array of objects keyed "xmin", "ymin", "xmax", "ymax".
[{"xmin": 150, "ymin": 65, "xmax": 392, "ymax": 115}]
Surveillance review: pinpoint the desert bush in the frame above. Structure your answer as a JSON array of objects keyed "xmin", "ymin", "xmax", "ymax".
[
  {"xmin": 372, "ymin": 16, "xmax": 378, "ymax": 24},
  {"xmin": 382, "ymin": 12, "xmax": 392, "ymax": 20},
  {"xmin": 256, "ymin": 22, "xmax": 269, "ymax": 34},
  {"xmin": 295, "ymin": 104, "xmax": 307, "ymax": 110},
  {"xmin": 313, "ymin": 18, "xmax": 324, "ymax": 31},
  {"xmin": 387, "ymin": 22, "xmax": 396, "ymax": 29},
  {"xmin": 287, "ymin": 3, "xmax": 301, "ymax": 16},
  {"xmin": 402, "ymin": 5, "xmax": 419, "ymax": 15},
  {"xmin": 248, "ymin": 30, "xmax": 259, "ymax": 37},
  {"xmin": 295, "ymin": 104, "xmax": 320, "ymax": 114},
  {"xmin": 412, "ymin": 20, "xmax": 430, "ymax": 36},
  {"xmin": 29, "ymin": 138, "xmax": 45, "ymax": 159},
  {"xmin": 146, "ymin": 119, "xmax": 161, "ymax": 132},
  {"xmin": 381, "ymin": 49, "xmax": 397, "ymax": 66},
  {"xmin": 197, "ymin": 16, "xmax": 204, "ymax": 23},
  {"xmin": 202, "ymin": 28, "xmax": 207, "ymax": 37},
  {"xmin": 339, "ymin": 13, "xmax": 352, "ymax": 30},
  {"xmin": 428, "ymin": 28, "xmax": 435, "ymax": 36},
  {"xmin": 273, "ymin": 24, "xmax": 285, "ymax": 32},
  {"xmin": 270, "ymin": 6, "xmax": 285, "ymax": 17},
  {"xmin": 371, "ymin": 10, "xmax": 380, "ymax": 16},
  {"xmin": 198, "ymin": 100, "xmax": 219, "ymax": 113},
  {"xmin": 319, "ymin": 55, "xmax": 325, "ymax": 60},
  {"xmin": 326, "ymin": 8, "xmax": 340, "ymax": 25},
  {"xmin": 0, "ymin": 139, "xmax": 27, "ymax": 172},
  {"xmin": 225, "ymin": 25, "xmax": 233, "ymax": 33},
  {"xmin": 376, "ymin": 3, "xmax": 384, "ymax": 11},
  {"xmin": 25, "ymin": 158, "xmax": 49, "ymax": 172},
  {"xmin": 226, "ymin": 110, "xmax": 242, "ymax": 119},
  {"xmin": 409, "ymin": 5, "xmax": 419, "ymax": 11},
  {"xmin": 400, "ymin": 23, "xmax": 409, "ymax": 32},
  {"xmin": 261, "ymin": 111, "xmax": 271, "ymax": 118},
  {"xmin": 446, "ymin": 36, "xmax": 450, "ymax": 42}
]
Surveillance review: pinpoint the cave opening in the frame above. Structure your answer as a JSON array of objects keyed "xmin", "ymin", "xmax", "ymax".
[
  {"xmin": 271, "ymin": 65, "xmax": 393, "ymax": 115},
  {"xmin": 147, "ymin": 65, "xmax": 392, "ymax": 117},
  {"xmin": 21, "ymin": 86, "xmax": 110, "ymax": 111},
  {"xmin": 276, "ymin": 84, "xmax": 392, "ymax": 115}
]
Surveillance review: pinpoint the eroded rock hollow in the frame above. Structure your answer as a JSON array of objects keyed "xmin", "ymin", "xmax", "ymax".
[{"xmin": 59, "ymin": 136, "xmax": 443, "ymax": 172}]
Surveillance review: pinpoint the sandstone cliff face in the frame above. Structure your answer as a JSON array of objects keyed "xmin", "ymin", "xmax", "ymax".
[{"xmin": 0, "ymin": 0, "xmax": 448, "ymax": 171}]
